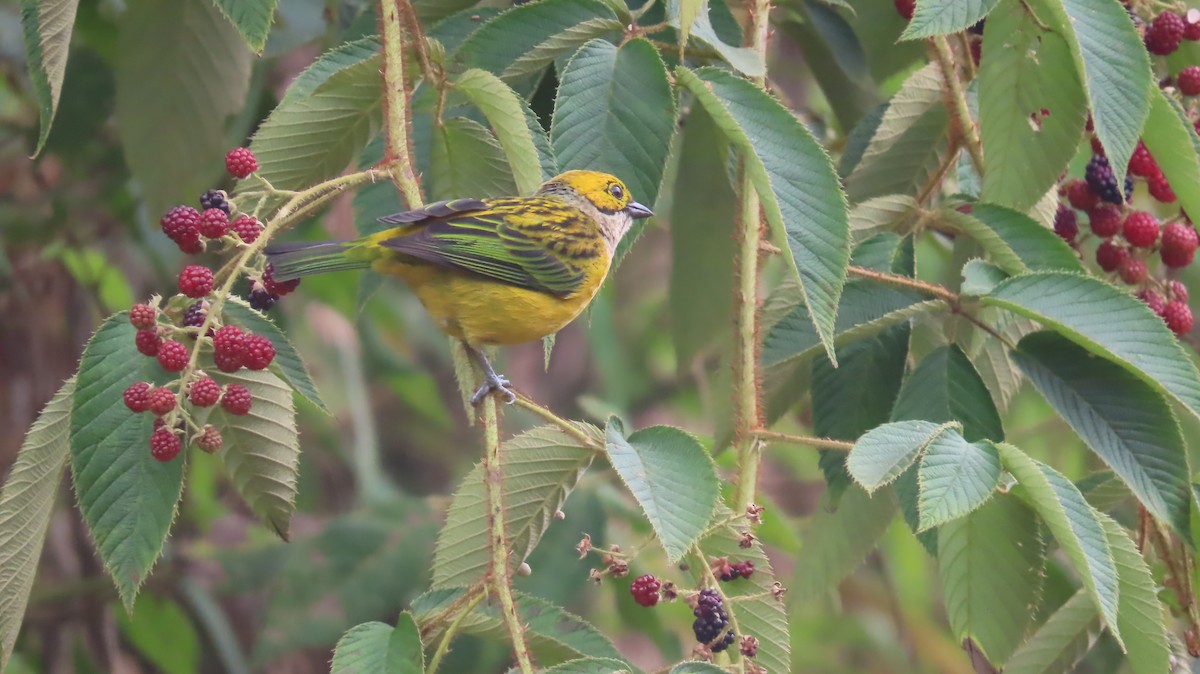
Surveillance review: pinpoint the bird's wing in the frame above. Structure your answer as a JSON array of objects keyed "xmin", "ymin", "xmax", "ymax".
[
  {"xmin": 377, "ymin": 199, "xmax": 590, "ymax": 296},
  {"xmin": 376, "ymin": 198, "xmax": 490, "ymax": 225}
]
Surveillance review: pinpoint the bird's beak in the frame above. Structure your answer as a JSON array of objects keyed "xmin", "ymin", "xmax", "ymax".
[{"xmin": 626, "ymin": 201, "xmax": 653, "ymax": 219}]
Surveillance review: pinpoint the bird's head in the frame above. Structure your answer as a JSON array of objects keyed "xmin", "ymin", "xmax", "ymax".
[{"xmin": 537, "ymin": 170, "xmax": 653, "ymax": 249}]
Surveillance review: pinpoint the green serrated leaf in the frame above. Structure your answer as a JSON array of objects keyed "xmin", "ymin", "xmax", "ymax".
[
  {"xmin": 677, "ymin": 67, "xmax": 850, "ymax": 364},
  {"xmin": 979, "ymin": 0, "xmax": 1087, "ymax": 211},
  {"xmin": 891, "ymin": 344, "xmax": 1005, "ymax": 442},
  {"xmin": 940, "ymin": 204, "xmax": 1084, "ymax": 274},
  {"xmin": 116, "ymin": 0, "xmax": 253, "ymax": 216},
  {"xmin": 960, "ymin": 259, "xmax": 1008, "ymax": 296},
  {"xmin": 1003, "ymin": 591, "xmax": 1100, "ymax": 674},
  {"xmin": 0, "ymin": 377, "xmax": 74, "ymax": 669},
  {"xmin": 604, "ymin": 421, "xmax": 718, "ymax": 562},
  {"xmin": 541, "ymin": 658, "xmax": 634, "ymax": 674},
  {"xmin": 792, "ymin": 486, "xmax": 897, "ymax": 602},
  {"xmin": 674, "ymin": 0, "xmax": 703, "ymax": 53},
  {"xmin": 20, "ymin": 0, "xmax": 80, "ymax": 155},
  {"xmin": 1100, "ymin": 516, "xmax": 1169, "ymax": 674},
  {"xmin": 432, "ymin": 424, "xmax": 600, "ymax": 587},
  {"xmin": 901, "ymin": 0, "xmax": 999, "ymax": 39},
  {"xmin": 996, "ymin": 443, "xmax": 1122, "ymax": 647},
  {"xmin": 1141, "ymin": 87, "xmax": 1200, "ymax": 224},
  {"xmin": 431, "ymin": 117, "xmax": 519, "ymax": 200},
  {"xmin": 455, "ymin": 68, "xmax": 544, "ymax": 196},
  {"xmin": 965, "ymin": 311, "xmax": 1036, "ymax": 414},
  {"xmin": 211, "ymin": 0, "xmax": 278, "ymax": 52},
  {"xmin": 849, "ymin": 195, "xmax": 920, "ymax": 244},
  {"xmin": 669, "ymin": 664, "xmax": 726, "ymax": 674},
  {"xmin": 70, "ymin": 314, "xmax": 184, "ymax": 611},
  {"xmin": 1012, "ymin": 331, "xmax": 1192, "ymax": 541},
  {"xmin": 209, "ymin": 368, "xmax": 299, "ymax": 541},
  {"xmin": 502, "ymin": 18, "xmax": 624, "ymax": 82},
  {"xmin": 983, "ymin": 271, "xmax": 1200, "ymax": 426},
  {"xmin": 848, "ymin": 420, "xmax": 954, "ymax": 492},
  {"xmin": 223, "ymin": 298, "xmax": 328, "ymax": 413},
  {"xmin": 917, "ymin": 436, "xmax": 1001, "ymax": 530},
  {"xmin": 938, "ymin": 494, "xmax": 1044, "ymax": 665},
  {"xmin": 332, "ymin": 615, "xmax": 423, "ymax": 674},
  {"xmin": 455, "ymin": 0, "xmax": 617, "ymax": 77},
  {"xmin": 666, "ymin": 0, "xmax": 763, "ymax": 77}
]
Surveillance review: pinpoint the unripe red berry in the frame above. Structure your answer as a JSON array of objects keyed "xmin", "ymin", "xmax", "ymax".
[
  {"xmin": 262, "ymin": 264, "xmax": 300, "ymax": 296},
  {"xmin": 160, "ymin": 205, "xmax": 201, "ymax": 242},
  {"xmin": 196, "ymin": 425, "xmax": 223, "ymax": 453},
  {"xmin": 1146, "ymin": 11, "xmax": 1185, "ymax": 55},
  {"xmin": 150, "ymin": 427, "xmax": 182, "ymax": 462},
  {"xmin": 1118, "ymin": 257, "xmax": 1148, "ymax": 285},
  {"xmin": 1179, "ymin": 66, "xmax": 1200, "ymax": 96},
  {"xmin": 735, "ymin": 560, "xmax": 754, "ymax": 579},
  {"xmin": 231, "ymin": 215, "xmax": 262, "ymax": 244},
  {"xmin": 1054, "ymin": 205, "xmax": 1079, "ymax": 242},
  {"xmin": 1096, "ymin": 240, "xmax": 1129, "ymax": 272},
  {"xmin": 1088, "ymin": 204, "xmax": 1122, "ymax": 238},
  {"xmin": 156, "ymin": 340, "xmax": 189, "ymax": 373},
  {"xmin": 1148, "ymin": 173, "xmax": 1176, "ymax": 203},
  {"xmin": 1128, "ymin": 141, "xmax": 1159, "ymax": 178},
  {"xmin": 1186, "ymin": 12, "xmax": 1200, "ymax": 40},
  {"xmin": 1065, "ymin": 179, "xmax": 1098, "ymax": 212},
  {"xmin": 1162, "ymin": 222, "xmax": 1200, "ymax": 268},
  {"xmin": 630, "ymin": 574, "xmax": 661, "ymax": 607},
  {"xmin": 1137, "ymin": 289, "xmax": 1168, "ymax": 316},
  {"xmin": 135, "ymin": 329, "xmax": 162, "ymax": 356},
  {"xmin": 1122, "ymin": 211, "xmax": 1160, "ymax": 248},
  {"xmin": 894, "ymin": 0, "xmax": 914, "ymax": 20},
  {"xmin": 188, "ymin": 376, "xmax": 221, "ymax": 407},
  {"xmin": 241, "ymin": 334, "xmax": 276, "ymax": 370},
  {"xmin": 198, "ymin": 208, "xmax": 230, "ymax": 239},
  {"xmin": 212, "ymin": 325, "xmax": 245, "ymax": 372},
  {"xmin": 225, "ymin": 147, "xmax": 259, "ymax": 179},
  {"xmin": 1169, "ymin": 279, "xmax": 1189, "ymax": 303},
  {"xmin": 1164, "ymin": 300, "xmax": 1194, "ymax": 335},
  {"xmin": 178, "ymin": 265, "xmax": 214, "ymax": 298},
  {"xmin": 221, "ymin": 384, "xmax": 253, "ymax": 415},
  {"xmin": 129, "ymin": 304, "xmax": 157, "ymax": 330},
  {"xmin": 147, "ymin": 387, "xmax": 177, "ymax": 416},
  {"xmin": 123, "ymin": 381, "xmax": 153, "ymax": 413}
]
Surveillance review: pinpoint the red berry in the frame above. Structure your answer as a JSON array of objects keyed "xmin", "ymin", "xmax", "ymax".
[
  {"xmin": 196, "ymin": 425, "xmax": 224, "ymax": 453},
  {"xmin": 1054, "ymin": 205, "xmax": 1079, "ymax": 242},
  {"xmin": 232, "ymin": 215, "xmax": 263, "ymax": 244},
  {"xmin": 1186, "ymin": 11, "xmax": 1200, "ymax": 40},
  {"xmin": 150, "ymin": 427, "xmax": 182, "ymax": 462},
  {"xmin": 177, "ymin": 235, "xmax": 204, "ymax": 255},
  {"xmin": 1137, "ymin": 289, "xmax": 1168, "ymax": 316},
  {"xmin": 1096, "ymin": 240, "xmax": 1130, "ymax": 272},
  {"xmin": 1122, "ymin": 211, "xmax": 1160, "ymax": 248},
  {"xmin": 735, "ymin": 560, "xmax": 755, "ymax": 579},
  {"xmin": 212, "ymin": 325, "xmax": 246, "ymax": 372},
  {"xmin": 1128, "ymin": 141, "xmax": 1159, "ymax": 178},
  {"xmin": 1090, "ymin": 136, "xmax": 1105, "ymax": 155},
  {"xmin": 1164, "ymin": 300, "xmax": 1194, "ymax": 335},
  {"xmin": 135, "ymin": 329, "xmax": 162, "ymax": 356},
  {"xmin": 262, "ymin": 264, "xmax": 300, "ymax": 296},
  {"xmin": 630, "ymin": 574, "xmax": 661, "ymax": 607},
  {"xmin": 178, "ymin": 265, "xmax": 214, "ymax": 298},
  {"xmin": 241, "ymin": 334, "xmax": 276, "ymax": 370},
  {"xmin": 1146, "ymin": 11, "xmax": 1185, "ymax": 55},
  {"xmin": 1065, "ymin": 179, "xmax": 1098, "ymax": 212},
  {"xmin": 1169, "ymin": 279, "xmax": 1189, "ymax": 303},
  {"xmin": 160, "ymin": 205, "xmax": 201, "ymax": 242},
  {"xmin": 1161, "ymin": 222, "xmax": 1200, "ymax": 268},
  {"xmin": 1118, "ymin": 257, "xmax": 1148, "ymax": 284},
  {"xmin": 970, "ymin": 38, "xmax": 982, "ymax": 67},
  {"xmin": 198, "ymin": 208, "xmax": 230, "ymax": 239},
  {"xmin": 221, "ymin": 384, "xmax": 253, "ymax": 416},
  {"xmin": 225, "ymin": 147, "xmax": 259, "ymax": 179},
  {"xmin": 1148, "ymin": 173, "xmax": 1176, "ymax": 203},
  {"xmin": 1088, "ymin": 204, "xmax": 1122, "ymax": 238},
  {"xmin": 123, "ymin": 381, "xmax": 153, "ymax": 413},
  {"xmin": 129, "ymin": 304, "xmax": 157, "ymax": 330},
  {"xmin": 147, "ymin": 387, "xmax": 177, "ymax": 416},
  {"xmin": 188, "ymin": 376, "xmax": 221, "ymax": 407},
  {"xmin": 1179, "ymin": 66, "xmax": 1200, "ymax": 96},
  {"xmin": 157, "ymin": 340, "xmax": 189, "ymax": 373}
]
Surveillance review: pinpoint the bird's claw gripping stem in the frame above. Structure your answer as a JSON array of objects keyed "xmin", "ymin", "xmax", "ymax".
[{"xmin": 467, "ymin": 346, "xmax": 517, "ymax": 406}]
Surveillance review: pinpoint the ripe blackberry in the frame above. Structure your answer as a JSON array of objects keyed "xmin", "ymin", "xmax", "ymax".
[
  {"xmin": 196, "ymin": 425, "xmax": 223, "ymax": 453},
  {"xmin": 719, "ymin": 563, "xmax": 742, "ymax": 582},
  {"xmin": 1137, "ymin": 289, "xmax": 1168, "ymax": 316},
  {"xmin": 150, "ymin": 427, "xmax": 182, "ymax": 462},
  {"xmin": 178, "ymin": 265, "xmax": 214, "ymax": 298},
  {"xmin": 1149, "ymin": 173, "xmax": 1176, "ymax": 203},
  {"xmin": 123, "ymin": 381, "xmax": 153, "ymax": 413},
  {"xmin": 692, "ymin": 609, "xmax": 729, "ymax": 643},
  {"xmin": 225, "ymin": 147, "xmax": 259, "ymax": 179},
  {"xmin": 241, "ymin": 334, "xmax": 276, "ymax": 370},
  {"xmin": 262, "ymin": 264, "xmax": 300, "ymax": 296},
  {"xmin": 129, "ymin": 304, "xmax": 157, "ymax": 330},
  {"xmin": 249, "ymin": 288, "xmax": 278, "ymax": 312},
  {"xmin": 1146, "ymin": 11, "xmax": 1185, "ymax": 55},
  {"xmin": 221, "ymin": 384, "xmax": 253, "ymax": 415},
  {"xmin": 232, "ymin": 215, "xmax": 263, "ymax": 244},
  {"xmin": 1128, "ymin": 142, "xmax": 1158, "ymax": 178},
  {"xmin": 630, "ymin": 575, "xmax": 661, "ymax": 607},
  {"xmin": 1122, "ymin": 211, "xmax": 1159, "ymax": 248},
  {"xmin": 695, "ymin": 588, "xmax": 722, "ymax": 613},
  {"xmin": 1169, "ymin": 279, "xmax": 1189, "ymax": 303},
  {"xmin": 135, "ymin": 329, "xmax": 162, "ymax": 356},
  {"xmin": 1162, "ymin": 222, "xmax": 1200, "ymax": 268},
  {"xmin": 1096, "ymin": 240, "xmax": 1130, "ymax": 272},
  {"xmin": 1054, "ymin": 205, "xmax": 1079, "ymax": 242},
  {"xmin": 200, "ymin": 189, "xmax": 231, "ymax": 215},
  {"xmin": 183, "ymin": 301, "xmax": 207, "ymax": 329},
  {"xmin": 1065, "ymin": 179, "xmax": 1098, "ymax": 212},
  {"xmin": 188, "ymin": 376, "xmax": 221, "ymax": 407},
  {"xmin": 157, "ymin": 340, "xmax": 189, "ymax": 372},
  {"xmin": 1085, "ymin": 155, "xmax": 1124, "ymax": 204},
  {"xmin": 711, "ymin": 630, "xmax": 736, "ymax": 653},
  {"xmin": 161, "ymin": 205, "xmax": 201, "ymax": 242},
  {"xmin": 1088, "ymin": 204, "xmax": 1122, "ymax": 238},
  {"xmin": 198, "ymin": 208, "xmax": 230, "ymax": 239},
  {"xmin": 1118, "ymin": 257, "xmax": 1148, "ymax": 285},
  {"xmin": 1164, "ymin": 300, "xmax": 1194, "ymax": 335},
  {"xmin": 894, "ymin": 0, "xmax": 914, "ymax": 20},
  {"xmin": 212, "ymin": 325, "xmax": 246, "ymax": 372},
  {"xmin": 147, "ymin": 387, "xmax": 177, "ymax": 416}
]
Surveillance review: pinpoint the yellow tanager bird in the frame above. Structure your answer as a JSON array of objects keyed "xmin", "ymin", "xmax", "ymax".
[{"xmin": 264, "ymin": 170, "xmax": 652, "ymax": 404}]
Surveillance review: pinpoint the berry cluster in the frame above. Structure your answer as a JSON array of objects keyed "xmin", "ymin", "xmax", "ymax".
[
  {"xmin": 1143, "ymin": 10, "xmax": 1200, "ymax": 56},
  {"xmin": 693, "ymin": 589, "xmax": 735, "ymax": 653},
  {"xmin": 158, "ymin": 147, "xmax": 264, "ymax": 255}
]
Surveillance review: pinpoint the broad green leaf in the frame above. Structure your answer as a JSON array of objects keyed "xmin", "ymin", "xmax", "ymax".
[
  {"xmin": 939, "ymin": 204, "xmax": 1084, "ymax": 274},
  {"xmin": 674, "ymin": 0, "xmax": 703, "ymax": 54},
  {"xmin": 247, "ymin": 38, "xmax": 381, "ymax": 192},
  {"xmin": 847, "ymin": 420, "xmax": 954, "ymax": 493},
  {"xmin": 902, "ymin": 0, "xmax": 999, "ymax": 39},
  {"xmin": 70, "ymin": 314, "xmax": 184, "ymax": 611},
  {"xmin": 1101, "ymin": 517, "xmax": 1169, "ymax": 674},
  {"xmin": 849, "ymin": 195, "xmax": 920, "ymax": 244},
  {"xmin": 455, "ymin": 68, "xmax": 543, "ymax": 196},
  {"xmin": 430, "ymin": 117, "xmax": 518, "ymax": 200},
  {"xmin": 965, "ymin": 311, "xmax": 1036, "ymax": 414},
  {"xmin": 0, "ymin": 377, "xmax": 74, "ymax": 669},
  {"xmin": 1003, "ymin": 591, "xmax": 1100, "ymax": 674},
  {"xmin": 224, "ymin": 299, "xmax": 328, "ymax": 413},
  {"xmin": 604, "ymin": 420, "xmax": 718, "ymax": 562},
  {"xmin": 917, "ymin": 435, "xmax": 1001, "ymax": 530},
  {"xmin": 116, "ymin": 0, "xmax": 253, "ymax": 215},
  {"xmin": 666, "ymin": 0, "xmax": 763, "ymax": 77},
  {"xmin": 960, "ymin": 258, "xmax": 1008, "ymax": 296},
  {"xmin": 938, "ymin": 494, "xmax": 1044, "ymax": 664},
  {"xmin": 792, "ymin": 487, "xmax": 897, "ymax": 602},
  {"xmin": 331, "ymin": 614, "xmax": 423, "ymax": 674},
  {"xmin": 541, "ymin": 658, "xmax": 634, "ymax": 674},
  {"xmin": 502, "ymin": 18, "xmax": 624, "ymax": 82},
  {"xmin": 20, "ymin": 0, "xmax": 80, "ymax": 154},
  {"xmin": 891, "ymin": 345, "xmax": 1005, "ymax": 442},
  {"xmin": 1013, "ymin": 331, "xmax": 1192, "ymax": 541},
  {"xmin": 983, "ymin": 272, "xmax": 1200, "ymax": 425},
  {"xmin": 840, "ymin": 101, "xmax": 887, "ymax": 178},
  {"xmin": 1141, "ymin": 87, "xmax": 1200, "ymax": 224},
  {"xmin": 678, "ymin": 67, "xmax": 851, "ymax": 363},
  {"xmin": 1048, "ymin": 0, "xmax": 1151, "ymax": 188},
  {"xmin": 211, "ymin": 0, "xmax": 278, "ymax": 52},
  {"xmin": 669, "ymin": 664, "xmax": 726, "ymax": 674},
  {"xmin": 996, "ymin": 443, "xmax": 1122, "ymax": 646},
  {"xmin": 454, "ymin": 0, "xmax": 616, "ymax": 77},
  {"xmin": 845, "ymin": 62, "xmax": 950, "ymax": 203},
  {"xmin": 979, "ymin": 0, "xmax": 1087, "ymax": 211},
  {"xmin": 432, "ymin": 424, "xmax": 599, "ymax": 587},
  {"xmin": 209, "ymin": 368, "xmax": 299, "ymax": 541}
]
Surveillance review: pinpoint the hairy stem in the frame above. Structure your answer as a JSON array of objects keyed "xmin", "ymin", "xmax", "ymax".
[
  {"xmin": 732, "ymin": 174, "xmax": 764, "ymax": 515},
  {"xmin": 514, "ymin": 394, "xmax": 604, "ymax": 449},
  {"xmin": 379, "ymin": 0, "xmax": 422, "ymax": 208},
  {"xmin": 754, "ymin": 430, "xmax": 854, "ymax": 452},
  {"xmin": 931, "ymin": 35, "xmax": 985, "ymax": 174},
  {"xmin": 847, "ymin": 265, "xmax": 959, "ymax": 303}
]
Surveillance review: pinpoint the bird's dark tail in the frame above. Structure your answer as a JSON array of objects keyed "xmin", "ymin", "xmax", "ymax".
[{"xmin": 263, "ymin": 241, "xmax": 371, "ymax": 281}]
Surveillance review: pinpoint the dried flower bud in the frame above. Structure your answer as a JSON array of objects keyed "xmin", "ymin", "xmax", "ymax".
[
  {"xmin": 660, "ymin": 581, "xmax": 678, "ymax": 602},
  {"xmin": 747, "ymin": 503, "xmax": 765, "ymax": 524},
  {"xmin": 739, "ymin": 530, "xmax": 756, "ymax": 548},
  {"xmin": 691, "ymin": 643, "xmax": 714, "ymax": 662},
  {"xmin": 608, "ymin": 560, "xmax": 629, "ymax": 578},
  {"xmin": 772, "ymin": 581, "xmax": 788, "ymax": 603},
  {"xmin": 576, "ymin": 533, "xmax": 592, "ymax": 559},
  {"xmin": 740, "ymin": 635, "xmax": 759, "ymax": 658}
]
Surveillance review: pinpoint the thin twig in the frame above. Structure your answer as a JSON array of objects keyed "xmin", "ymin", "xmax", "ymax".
[
  {"xmin": 754, "ymin": 430, "xmax": 854, "ymax": 452},
  {"xmin": 513, "ymin": 394, "xmax": 603, "ymax": 450},
  {"xmin": 916, "ymin": 139, "xmax": 962, "ymax": 206},
  {"xmin": 930, "ymin": 36, "xmax": 985, "ymax": 174},
  {"xmin": 427, "ymin": 591, "xmax": 485, "ymax": 674},
  {"xmin": 846, "ymin": 266, "xmax": 959, "ymax": 303},
  {"xmin": 397, "ymin": 0, "xmax": 438, "ymax": 89}
]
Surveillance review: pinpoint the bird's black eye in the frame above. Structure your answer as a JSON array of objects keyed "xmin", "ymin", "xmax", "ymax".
[{"xmin": 608, "ymin": 184, "xmax": 624, "ymax": 200}]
